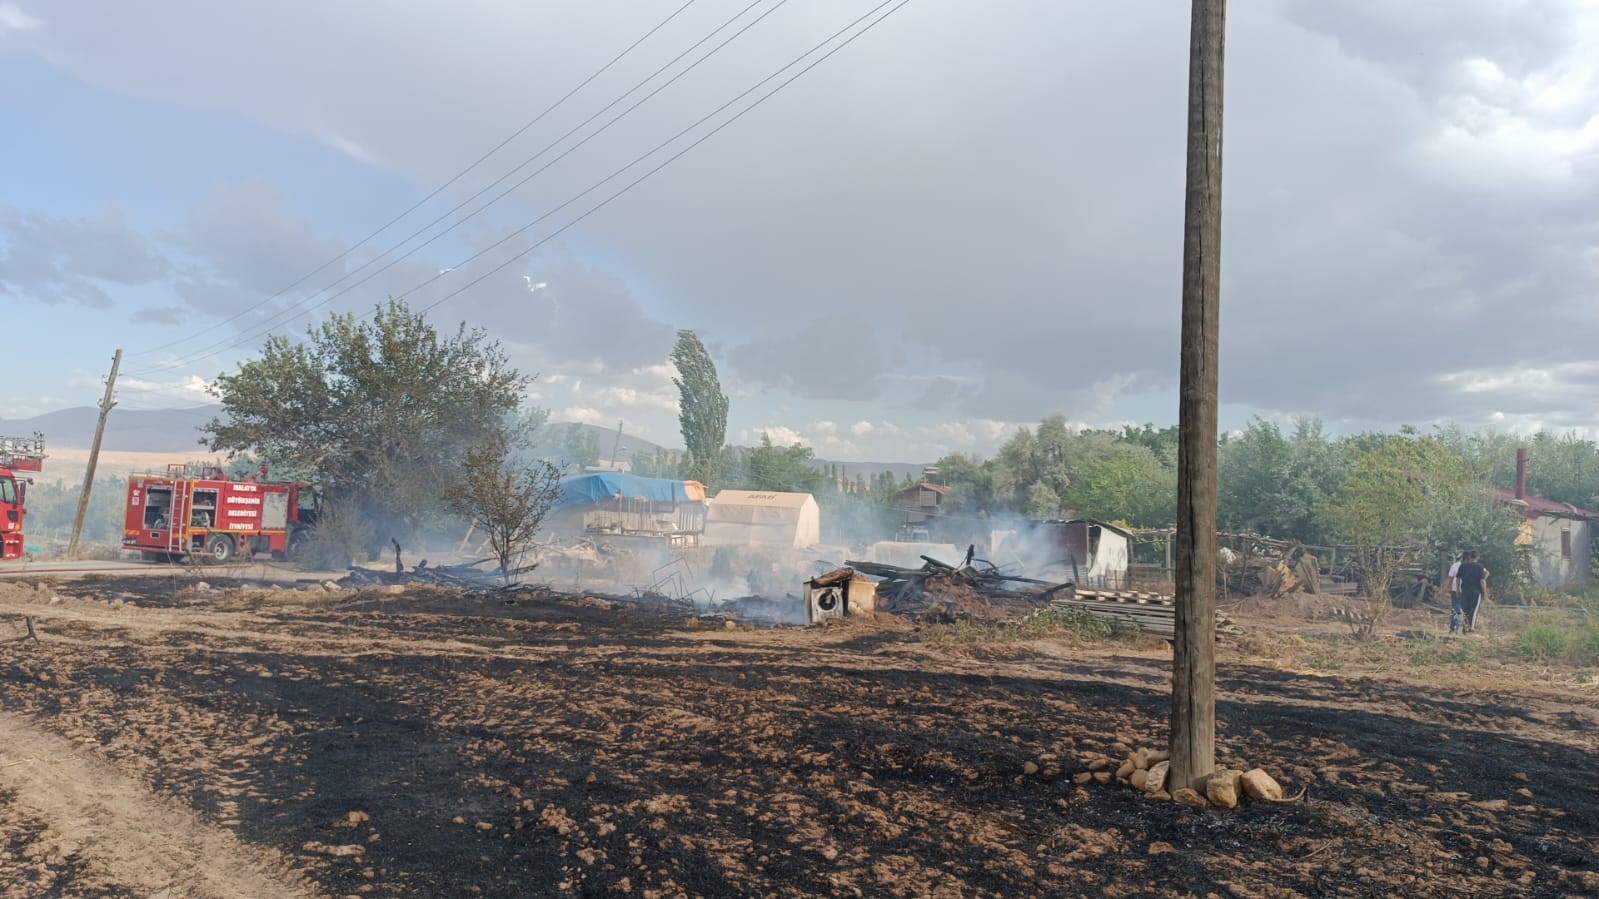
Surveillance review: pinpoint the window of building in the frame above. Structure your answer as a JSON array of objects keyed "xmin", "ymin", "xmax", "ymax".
[{"xmin": 1561, "ymin": 527, "xmax": 1572, "ymax": 561}]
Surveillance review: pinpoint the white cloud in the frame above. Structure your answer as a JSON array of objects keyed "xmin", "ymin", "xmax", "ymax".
[
  {"xmin": 0, "ymin": 3, "xmax": 42, "ymax": 34},
  {"xmin": 750, "ymin": 425, "xmax": 803, "ymax": 448},
  {"xmin": 556, "ymin": 405, "xmax": 609, "ymax": 426}
]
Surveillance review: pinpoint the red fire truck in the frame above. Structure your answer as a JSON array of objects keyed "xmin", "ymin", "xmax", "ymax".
[
  {"xmin": 123, "ymin": 464, "xmax": 317, "ymax": 563},
  {"xmin": 0, "ymin": 434, "xmax": 45, "ymax": 560}
]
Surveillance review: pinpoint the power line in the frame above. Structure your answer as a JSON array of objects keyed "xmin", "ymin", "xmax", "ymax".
[
  {"xmin": 146, "ymin": 0, "xmax": 914, "ymax": 395},
  {"xmin": 127, "ymin": 0, "xmax": 785, "ymax": 377},
  {"xmin": 412, "ymin": 0, "xmax": 913, "ymax": 319},
  {"xmin": 132, "ymin": 0, "xmax": 700, "ymax": 359}
]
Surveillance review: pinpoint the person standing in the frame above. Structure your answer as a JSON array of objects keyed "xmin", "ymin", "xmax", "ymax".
[
  {"xmin": 1445, "ymin": 551, "xmax": 1465, "ymax": 620},
  {"xmin": 1452, "ymin": 550, "xmax": 1488, "ymax": 635}
]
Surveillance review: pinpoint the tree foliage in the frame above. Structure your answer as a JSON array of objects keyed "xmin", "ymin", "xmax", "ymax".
[
  {"xmin": 445, "ymin": 426, "xmax": 563, "ymax": 578},
  {"xmin": 728, "ymin": 435, "xmax": 824, "ymax": 494},
  {"xmin": 670, "ymin": 330, "xmax": 729, "ymax": 486},
  {"xmin": 203, "ymin": 300, "xmax": 529, "ymax": 542}
]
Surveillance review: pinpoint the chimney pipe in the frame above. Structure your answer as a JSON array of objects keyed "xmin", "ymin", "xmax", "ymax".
[{"xmin": 1515, "ymin": 448, "xmax": 1528, "ymax": 501}]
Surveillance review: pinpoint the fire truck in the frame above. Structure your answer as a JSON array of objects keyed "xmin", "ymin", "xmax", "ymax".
[
  {"xmin": 0, "ymin": 434, "xmax": 45, "ymax": 560},
  {"xmin": 123, "ymin": 464, "xmax": 317, "ymax": 563}
]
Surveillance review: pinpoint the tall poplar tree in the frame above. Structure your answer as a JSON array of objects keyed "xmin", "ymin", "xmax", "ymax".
[{"xmin": 670, "ymin": 330, "xmax": 729, "ymax": 486}]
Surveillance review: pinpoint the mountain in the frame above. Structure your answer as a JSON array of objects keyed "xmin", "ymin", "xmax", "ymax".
[
  {"xmin": 0, "ymin": 406, "xmax": 220, "ymax": 454},
  {"xmin": 534, "ymin": 421, "xmax": 672, "ymax": 465},
  {"xmin": 809, "ymin": 459, "xmax": 925, "ymax": 484},
  {"xmin": 4, "ymin": 408, "xmax": 933, "ymax": 481}
]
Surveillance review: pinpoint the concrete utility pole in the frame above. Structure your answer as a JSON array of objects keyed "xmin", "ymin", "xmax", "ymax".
[
  {"xmin": 68, "ymin": 349, "xmax": 122, "ymax": 558},
  {"xmin": 1171, "ymin": 0, "xmax": 1225, "ymax": 794}
]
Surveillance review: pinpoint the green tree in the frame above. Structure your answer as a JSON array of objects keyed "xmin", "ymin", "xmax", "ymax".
[
  {"xmin": 1322, "ymin": 434, "xmax": 1472, "ymax": 603},
  {"xmin": 1026, "ymin": 482, "xmax": 1062, "ymax": 520},
  {"xmin": 1066, "ymin": 444, "xmax": 1176, "ymax": 527},
  {"xmin": 1218, "ymin": 418, "xmax": 1345, "ymax": 542},
  {"xmin": 446, "ymin": 426, "xmax": 563, "ymax": 579},
  {"xmin": 670, "ymin": 330, "xmax": 729, "ymax": 486},
  {"xmin": 204, "ymin": 299, "xmax": 528, "ymax": 546},
  {"xmin": 557, "ymin": 423, "xmax": 602, "ymax": 471},
  {"xmin": 730, "ymin": 435, "xmax": 824, "ymax": 493}
]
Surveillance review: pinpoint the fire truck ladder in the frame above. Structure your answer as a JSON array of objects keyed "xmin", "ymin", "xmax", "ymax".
[{"xmin": 167, "ymin": 482, "xmax": 188, "ymax": 558}]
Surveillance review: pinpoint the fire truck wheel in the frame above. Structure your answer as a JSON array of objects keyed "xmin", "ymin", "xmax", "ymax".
[{"xmin": 204, "ymin": 534, "xmax": 236, "ymax": 564}]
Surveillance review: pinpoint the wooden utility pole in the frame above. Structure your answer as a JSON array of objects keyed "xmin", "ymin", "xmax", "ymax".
[
  {"xmin": 67, "ymin": 349, "xmax": 122, "ymax": 558},
  {"xmin": 1171, "ymin": 0, "xmax": 1226, "ymax": 794}
]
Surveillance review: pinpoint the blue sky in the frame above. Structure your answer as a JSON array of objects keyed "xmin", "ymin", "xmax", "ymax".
[{"xmin": 3, "ymin": 0, "xmax": 1597, "ymax": 461}]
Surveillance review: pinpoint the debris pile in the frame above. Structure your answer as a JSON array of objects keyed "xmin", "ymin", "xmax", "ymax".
[
  {"xmin": 337, "ymin": 560, "xmax": 530, "ymax": 592},
  {"xmin": 845, "ymin": 553, "xmax": 1241, "ymax": 639},
  {"xmin": 844, "ymin": 554, "xmax": 1062, "ymax": 623}
]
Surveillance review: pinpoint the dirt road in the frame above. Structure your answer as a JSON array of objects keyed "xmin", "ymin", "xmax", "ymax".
[{"xmin": 1, "ymin": 580, "xmax": 1595, "ymax": 897}]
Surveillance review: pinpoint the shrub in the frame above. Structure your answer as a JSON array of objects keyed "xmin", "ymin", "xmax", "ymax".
[{"xmin": 1508, "ymin": 624, "xmax": 1571, "ymax": 661}]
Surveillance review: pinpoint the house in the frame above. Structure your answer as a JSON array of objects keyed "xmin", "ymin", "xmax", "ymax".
[
  {"xmin": 703, "ymin": 490, "xmax": 822, "ymax": 549},
  {"xmin": 1494, "ymin": 449, "xmax": 1595, "ymax": 590},
  {"xmin": 893, "ymin": 482, "xmax": 950, "ymax": 519}
]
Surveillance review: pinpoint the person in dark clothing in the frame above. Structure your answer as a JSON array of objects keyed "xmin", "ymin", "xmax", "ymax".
[{"xmin": 1451, "ymin": 550, "xmax": 1488, "ymax": 635}]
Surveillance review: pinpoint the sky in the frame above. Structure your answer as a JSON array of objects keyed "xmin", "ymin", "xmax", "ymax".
[{"xmin": 1, "ymin": 0, "xmax": 1596, "ymax": 462}]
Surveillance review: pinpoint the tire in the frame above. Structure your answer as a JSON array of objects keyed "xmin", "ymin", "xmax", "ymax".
[
  {"xmin": 204, "ymin": 534, "xmax": 236, "ymax": 565},
  {"xmin": 284, "ymin": 529, "xmax": 311, "ymax": 563}
]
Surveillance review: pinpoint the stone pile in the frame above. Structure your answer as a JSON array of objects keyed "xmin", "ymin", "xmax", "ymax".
[{"xmin": 1078, "ymin": 746, "xmax": 1299, "ymax": 810}]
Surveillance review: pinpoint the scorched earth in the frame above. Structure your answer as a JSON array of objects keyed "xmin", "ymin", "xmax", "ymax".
[{"xmin": 0, "ymin": 578, "xmax": 1595, "ymax": 898}]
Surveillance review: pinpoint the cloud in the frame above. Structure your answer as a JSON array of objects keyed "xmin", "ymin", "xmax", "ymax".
[
  {"xmin": 729, "ymin": 320, "xmax": 886, "ymax": 401},
  {"xmin": 0, "ymin": 203, "xmax": 169, "ymax": 307},
  {"xmin": 0, "ymin": 3, "xmax": 41, "ymax": 34},
  {"xmin": 11, "ymin": 1, "xmax": 1599, "ymax": 437}
]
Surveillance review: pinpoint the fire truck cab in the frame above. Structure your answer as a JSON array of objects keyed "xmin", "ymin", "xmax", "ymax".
[
  {"xmin": 0, "ymin": 434, "xmax": 45, "ymax": 561},
  {"xmin": 123, "ymin": 464, "xmax": 317, "ymax": 563}
]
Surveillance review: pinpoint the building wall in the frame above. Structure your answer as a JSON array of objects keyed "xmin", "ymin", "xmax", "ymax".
[{"xmin": 1523, "ymin": 515, "xmax": 1593, "ymax": 590}]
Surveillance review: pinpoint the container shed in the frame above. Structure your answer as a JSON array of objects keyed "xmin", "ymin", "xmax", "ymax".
[{"xmin": 703, "ymin": 490, "xmax": 821, "ymax": 549}]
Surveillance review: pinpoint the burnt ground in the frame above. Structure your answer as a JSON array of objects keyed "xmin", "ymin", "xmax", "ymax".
[{"xmin": 0, "ymin": 579, "xmax": 1595, "ymax": 899}]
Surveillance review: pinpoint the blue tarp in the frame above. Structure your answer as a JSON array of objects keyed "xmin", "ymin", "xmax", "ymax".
[{"xmin": 552, "ymin": 473, "xmax": 694, "ymax": 511}]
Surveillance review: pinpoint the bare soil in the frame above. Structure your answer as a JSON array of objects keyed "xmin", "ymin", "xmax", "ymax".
[{"xmin": 1, "ymin": 578, "xmax": 1595, "ymax": 898}]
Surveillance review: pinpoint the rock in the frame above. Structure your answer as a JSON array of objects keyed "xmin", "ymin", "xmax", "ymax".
[
  {"xmin": 322, "ymin": 581, "xmax": 341, "ymax": 592},
  {"xmin": 1042, "ymin": 766, "xmax": 1061, "ymax": 778},
  {"xmin": 1172, "ymin": 788, "xmax": 1208, "ymax": 808},
  {"xmin": 1147, "ymin": 841, "xmax": 1175, "ymax": 856},
  {"xmin": 48, "ymin": 595, "xmax": 62, "ymax": 605},
  {"xmin": 1145, "ymin": 761, "xmax": 1169, "ymax": 794},
  {"xmin": 476, "ymin": 821, "xmax": 494, "ymax": 831},
  {"xmin": 1241, "ymin": 768, "xmax": 1284, "ymax": 802},
  {"xmin": 1475, "ymin": 856, "xmax": 1490, "ymax": 871},
  {"xmin": 1147, "ymin": 750, "xmax": 1170, "ymax": 764},
  {"xmin": 452, "ymin": 816, "xmax": 466, "ymax": 825},
  {"xmin": 1145, "ymin": 789, "xmax": 1171, "ymax": 802},
  {"xmin": 1512, "ymin": 772, "xmax": 1529, "ymax": 783},
  {"xmin": 1072, "ymin": 772, "xmax": 1093, "ymax": 785},
  {"xmin": 1023, "ymin": 761, "xmax": 1040, "ymax": 776},
  {"xmin": 724, "ymin": 620, "xmax": 738, "ymax": 630},
  {"xmin": 195, "ymin": 582, "xmax": 211, "ymax": 592},
  {"xmin": 383, "ymin": 585, "xmax": 405, "ymax": 595},
  {"xmin": 1134, "ymin": 748, "xmax": 1149, "ymax": 770},
  {"xmin": 1088, "ymin": 758, "xmax": 1109, "ymax": 772},
  {"xmin": 1111, "ymin": 742, "xmax": 1131, "ymax": 756},
  {"xmin": 1116, "ymin": 760, "xmax": 1135, "ymax": 780},
  {"xmin": 1516, "ymin": 788, "xmax": 1534, "ymax": 799},
  {"xmin": 1130, "ymin": 769, "xmax": 1149, "ymax": 791},
  {"xmin": 1206, "ymin": 770, "xmax": 1242, "ymax": 809},
  {"xmin": 1093, "ymin": 771, "xmax": 1111, "ymax": 784}
]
